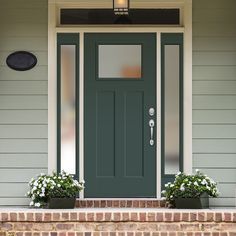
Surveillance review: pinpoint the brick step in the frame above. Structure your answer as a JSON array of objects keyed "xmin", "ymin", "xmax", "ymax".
[
  {"xmin": 1, "ymin": 209, "xmax": 236, "ymax": 236},
  {"xmin": 75, "ymin": 199, "xmax": 166, "ymax": 208}
]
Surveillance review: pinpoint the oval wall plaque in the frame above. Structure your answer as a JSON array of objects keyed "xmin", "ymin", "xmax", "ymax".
[{"xmin": 6, "ymin": 51, "xmax": 37, "ymax": 71}]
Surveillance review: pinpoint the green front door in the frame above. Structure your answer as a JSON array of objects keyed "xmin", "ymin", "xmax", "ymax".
[{"xmin": 84, "ymin": 33, "xmax": 156, "ymax": 197}]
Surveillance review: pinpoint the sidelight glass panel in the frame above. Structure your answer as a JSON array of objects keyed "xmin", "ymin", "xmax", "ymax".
[
  {"xmin": 60, "ymin": 45, "xmax": 76, "ymax": 174},
  {"xmin": 98, "ymin": 45, "xmax": 142, "ymax": 78},
  {"xmin": 164, "ymin": 45, "xmax": 180, "ymax": 174}
]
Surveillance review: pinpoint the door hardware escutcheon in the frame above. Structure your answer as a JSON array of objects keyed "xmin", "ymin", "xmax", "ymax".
[
  {"xmin": 149, "ymin": 108, "xmax": 155, "ymax": 116},
  {"xmin": 149, "ymin": 119, "xmax": 155, "ymax": 146}
]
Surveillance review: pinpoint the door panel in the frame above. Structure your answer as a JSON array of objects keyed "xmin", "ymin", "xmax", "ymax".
[
  {"xmin": 96, "ymin": 91, "xmax": 115, "ymax": 177},
  {"xmin": 125, "ymin": 91, "xmax": 144, "ymax": 177},
  {"xmin": 84, "ymin": 33, "xmax": 156, "ymax": 197}
]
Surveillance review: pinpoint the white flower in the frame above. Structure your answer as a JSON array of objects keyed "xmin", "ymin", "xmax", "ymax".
[
  {"xmin": 210, "ymin": 179, "xmax": 215, "ymax": 184},
  {"xmin": 79, "ymin": 183, "xmax": 84, "ymax": 189},
  {"xmin": 34, "ymin": 202, "xmax": 41, "ymax": 207},
  {"xmin": 195, "ymin": 169, "xmax": 200, "ymax": 172},
  {"xmin": 201, "ymin": 179, "xmax": 207, "ymax": 185},
  {"xmin": 180, "ymin": 185, "xmax": 185, "ymax": 191},
  {"xmin": 34, "ymin": 181, "xmax": 38, "ymax": 187},
  {"xmin": 57, "ymin": 184, "xmax": 61, "ymax": 187},
  {"xmin": 29, "ymin": 201, "xmax": 34, "ymax": 206},
  {"xmin": 161, "ymin": 190, "xmax": 166, "ymax": 194},
  {"xmin": 194, "ymin": 181, "xmax": 199, "ymax": 186},
  {"xmin": 80, "ymin": 180, "xmax": 85, "ymax": 184},
  {"xmin": 176, "ymin": 172, "xmax": 181, "ymax": 176}
]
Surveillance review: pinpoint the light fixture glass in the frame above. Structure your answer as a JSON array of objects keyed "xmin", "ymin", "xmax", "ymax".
[{"xmin": 113, "ymin": 0, "xmax": 129, "ymax": 15}]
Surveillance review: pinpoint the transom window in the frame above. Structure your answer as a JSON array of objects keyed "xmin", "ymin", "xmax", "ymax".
[{"xmin": 60, "ymin": 9, "xmax": 180, "ymax": 25}]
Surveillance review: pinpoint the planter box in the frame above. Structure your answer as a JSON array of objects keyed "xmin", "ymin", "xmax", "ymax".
[
  {"xmin": 48, "ymin": 197, "xmax": 76, "ymax": 209},
  {"xmin": 175, "ymin": 193, "xmax": 209, "ymax": 209}
]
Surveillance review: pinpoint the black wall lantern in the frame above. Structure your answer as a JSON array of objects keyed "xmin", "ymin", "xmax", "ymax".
[{"xmin": 113, "ymin": 0, "xmax": 129, "ymax": 15}]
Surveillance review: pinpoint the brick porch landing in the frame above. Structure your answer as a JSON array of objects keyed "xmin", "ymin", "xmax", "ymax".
[
  {"xmin": 1, "ymin": 208, "xmax": 236, "ymax": 236},
  {"xmin": 75, "ymin": 200, "xmax": 166, "ymax": 208}
]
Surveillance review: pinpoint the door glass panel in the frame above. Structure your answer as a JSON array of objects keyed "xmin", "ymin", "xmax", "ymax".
[
  {"xmin": 164, "ymin": 45, "xmax": 180, "ymax": 174},
  {"xmin": 98, "ymin": 45, "xmax": 142, "ymax": 78},
  {"xmin": 60, "ymin": 45, "xmax": 76, "ymax": 174}
]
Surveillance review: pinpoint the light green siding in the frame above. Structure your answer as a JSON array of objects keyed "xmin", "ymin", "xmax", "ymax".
[
  {"xmin": 0, "ymin": 0, "xmax": 235, "ymax": 208},
  {"xmin": 193, "ymin": 0, "xmax": 236, "ymax": 207},
  {"xmin": 0, "ymin": 0, "xmax": 48, "ymax": 205}
]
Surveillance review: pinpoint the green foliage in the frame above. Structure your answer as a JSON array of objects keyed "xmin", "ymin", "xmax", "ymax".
[
  {"xmin": 27, "ymin": 171, "xmax": 84, "ymax": 208},
  {"xmin": 162, "ymin": 170, "xmax": 219, "ymax": 205}
]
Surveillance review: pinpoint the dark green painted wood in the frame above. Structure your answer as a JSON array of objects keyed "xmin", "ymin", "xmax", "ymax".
[
  {"xmin": 84, "ymin": 33, "xmax": 156, "ymax": 197},
  {"xmin": 96, "ymin": 91, "xmax": 115, "ymax": 177},
  {"xmin": 57, "ymin": 33, "xmax": 80, "ymax": 178},
  {"xmin": 161, "ymin": 33, "xmax": 184, "ymax": 189}
]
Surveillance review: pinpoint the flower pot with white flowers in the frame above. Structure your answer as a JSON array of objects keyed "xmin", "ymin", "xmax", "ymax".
[
  {"xmin": 161, "ymin": 170, "xmax": 219, "ymax": 209},
  {"xmin": 27, "ymin": 171, "xmax": 84, "ymax": 209}
]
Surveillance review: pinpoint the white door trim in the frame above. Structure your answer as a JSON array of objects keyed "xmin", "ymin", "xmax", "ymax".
[{"xmin": 48, "ymin": 0, "xmax": 192, "ymax": 199}]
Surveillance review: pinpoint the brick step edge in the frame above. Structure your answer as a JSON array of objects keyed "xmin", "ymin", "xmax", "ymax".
[
  {"xmin": 0, "ymin": 211, "xmax": 235, "ymax": 222},
  {"xmin": 0, "ymin": 232, "xmax": 235, "ymax": 236},
  {"xmin": 75, "ymin": 200, "xmax": 166, "ymax": 208}
]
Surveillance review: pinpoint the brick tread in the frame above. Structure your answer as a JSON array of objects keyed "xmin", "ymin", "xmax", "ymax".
[
  {"xmin": 0, "ymin": 232, "xmax": 236, "ymax": 236},
  {"xmin": 0, "ymin": 211, "xmax": 236, "ymax": 222},
  {"xmin": 75, "ymin": 200, "xmax": 166, "ymax": 208}
]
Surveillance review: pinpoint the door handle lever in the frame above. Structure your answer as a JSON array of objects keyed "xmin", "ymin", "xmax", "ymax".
[{"xmin": 149, "ymin": 119, "xmax": 155, "ymax": 146}]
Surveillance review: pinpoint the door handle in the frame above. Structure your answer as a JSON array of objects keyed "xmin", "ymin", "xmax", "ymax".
[{"xmin": 149, "ymin": 119, "xmax": 155, "ymax": 146}]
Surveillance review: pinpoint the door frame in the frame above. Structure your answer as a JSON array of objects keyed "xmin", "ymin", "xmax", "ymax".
[{"xmin": 48, "ymin": 1, "xmax": 192, "ymax": 199}]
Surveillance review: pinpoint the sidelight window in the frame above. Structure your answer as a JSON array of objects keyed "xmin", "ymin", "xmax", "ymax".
[
  {"xmin": 161, "ymin": 33, "xmax": 183, "ymax": 186},
  {"xmin": 57, "ymin": 34, "xmax": 79, "ymax": 176}
]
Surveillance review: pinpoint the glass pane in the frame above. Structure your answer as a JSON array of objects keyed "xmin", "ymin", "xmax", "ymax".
[
  {"xmin": 164, "ymin": 45, "xmax": 180, "ymax": 174},
  {"xmin": 98, "ymin": 45, "xmax": 142, "ymax": 78},
  {"xmin": 60, "ymin": 45, "xmax": 76, "ymax": 174}
]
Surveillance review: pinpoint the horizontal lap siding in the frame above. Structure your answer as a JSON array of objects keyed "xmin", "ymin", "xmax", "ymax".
[
  {"xmin": 193, "ymin": 0, "xmax": 236, "ymax": 207},
  {"xmin": 0, "ymin": 0, "xmax": 48, "ymax": 206}
]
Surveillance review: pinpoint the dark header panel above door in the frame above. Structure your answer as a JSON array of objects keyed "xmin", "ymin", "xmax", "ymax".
[{"xmin": 60, "ymin": 9, "xmax": 180, "ymax": 25}]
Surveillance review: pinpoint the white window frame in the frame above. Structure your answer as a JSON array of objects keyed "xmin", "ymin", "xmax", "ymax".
[{"xmin": 48, "ymin": 0, "xmax": 192, "ymax": 199}]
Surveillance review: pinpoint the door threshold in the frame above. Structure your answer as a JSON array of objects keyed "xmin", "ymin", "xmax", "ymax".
[{"xmin": 76, "ymin": 199, "xmax": 166, "ymax": 208}]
